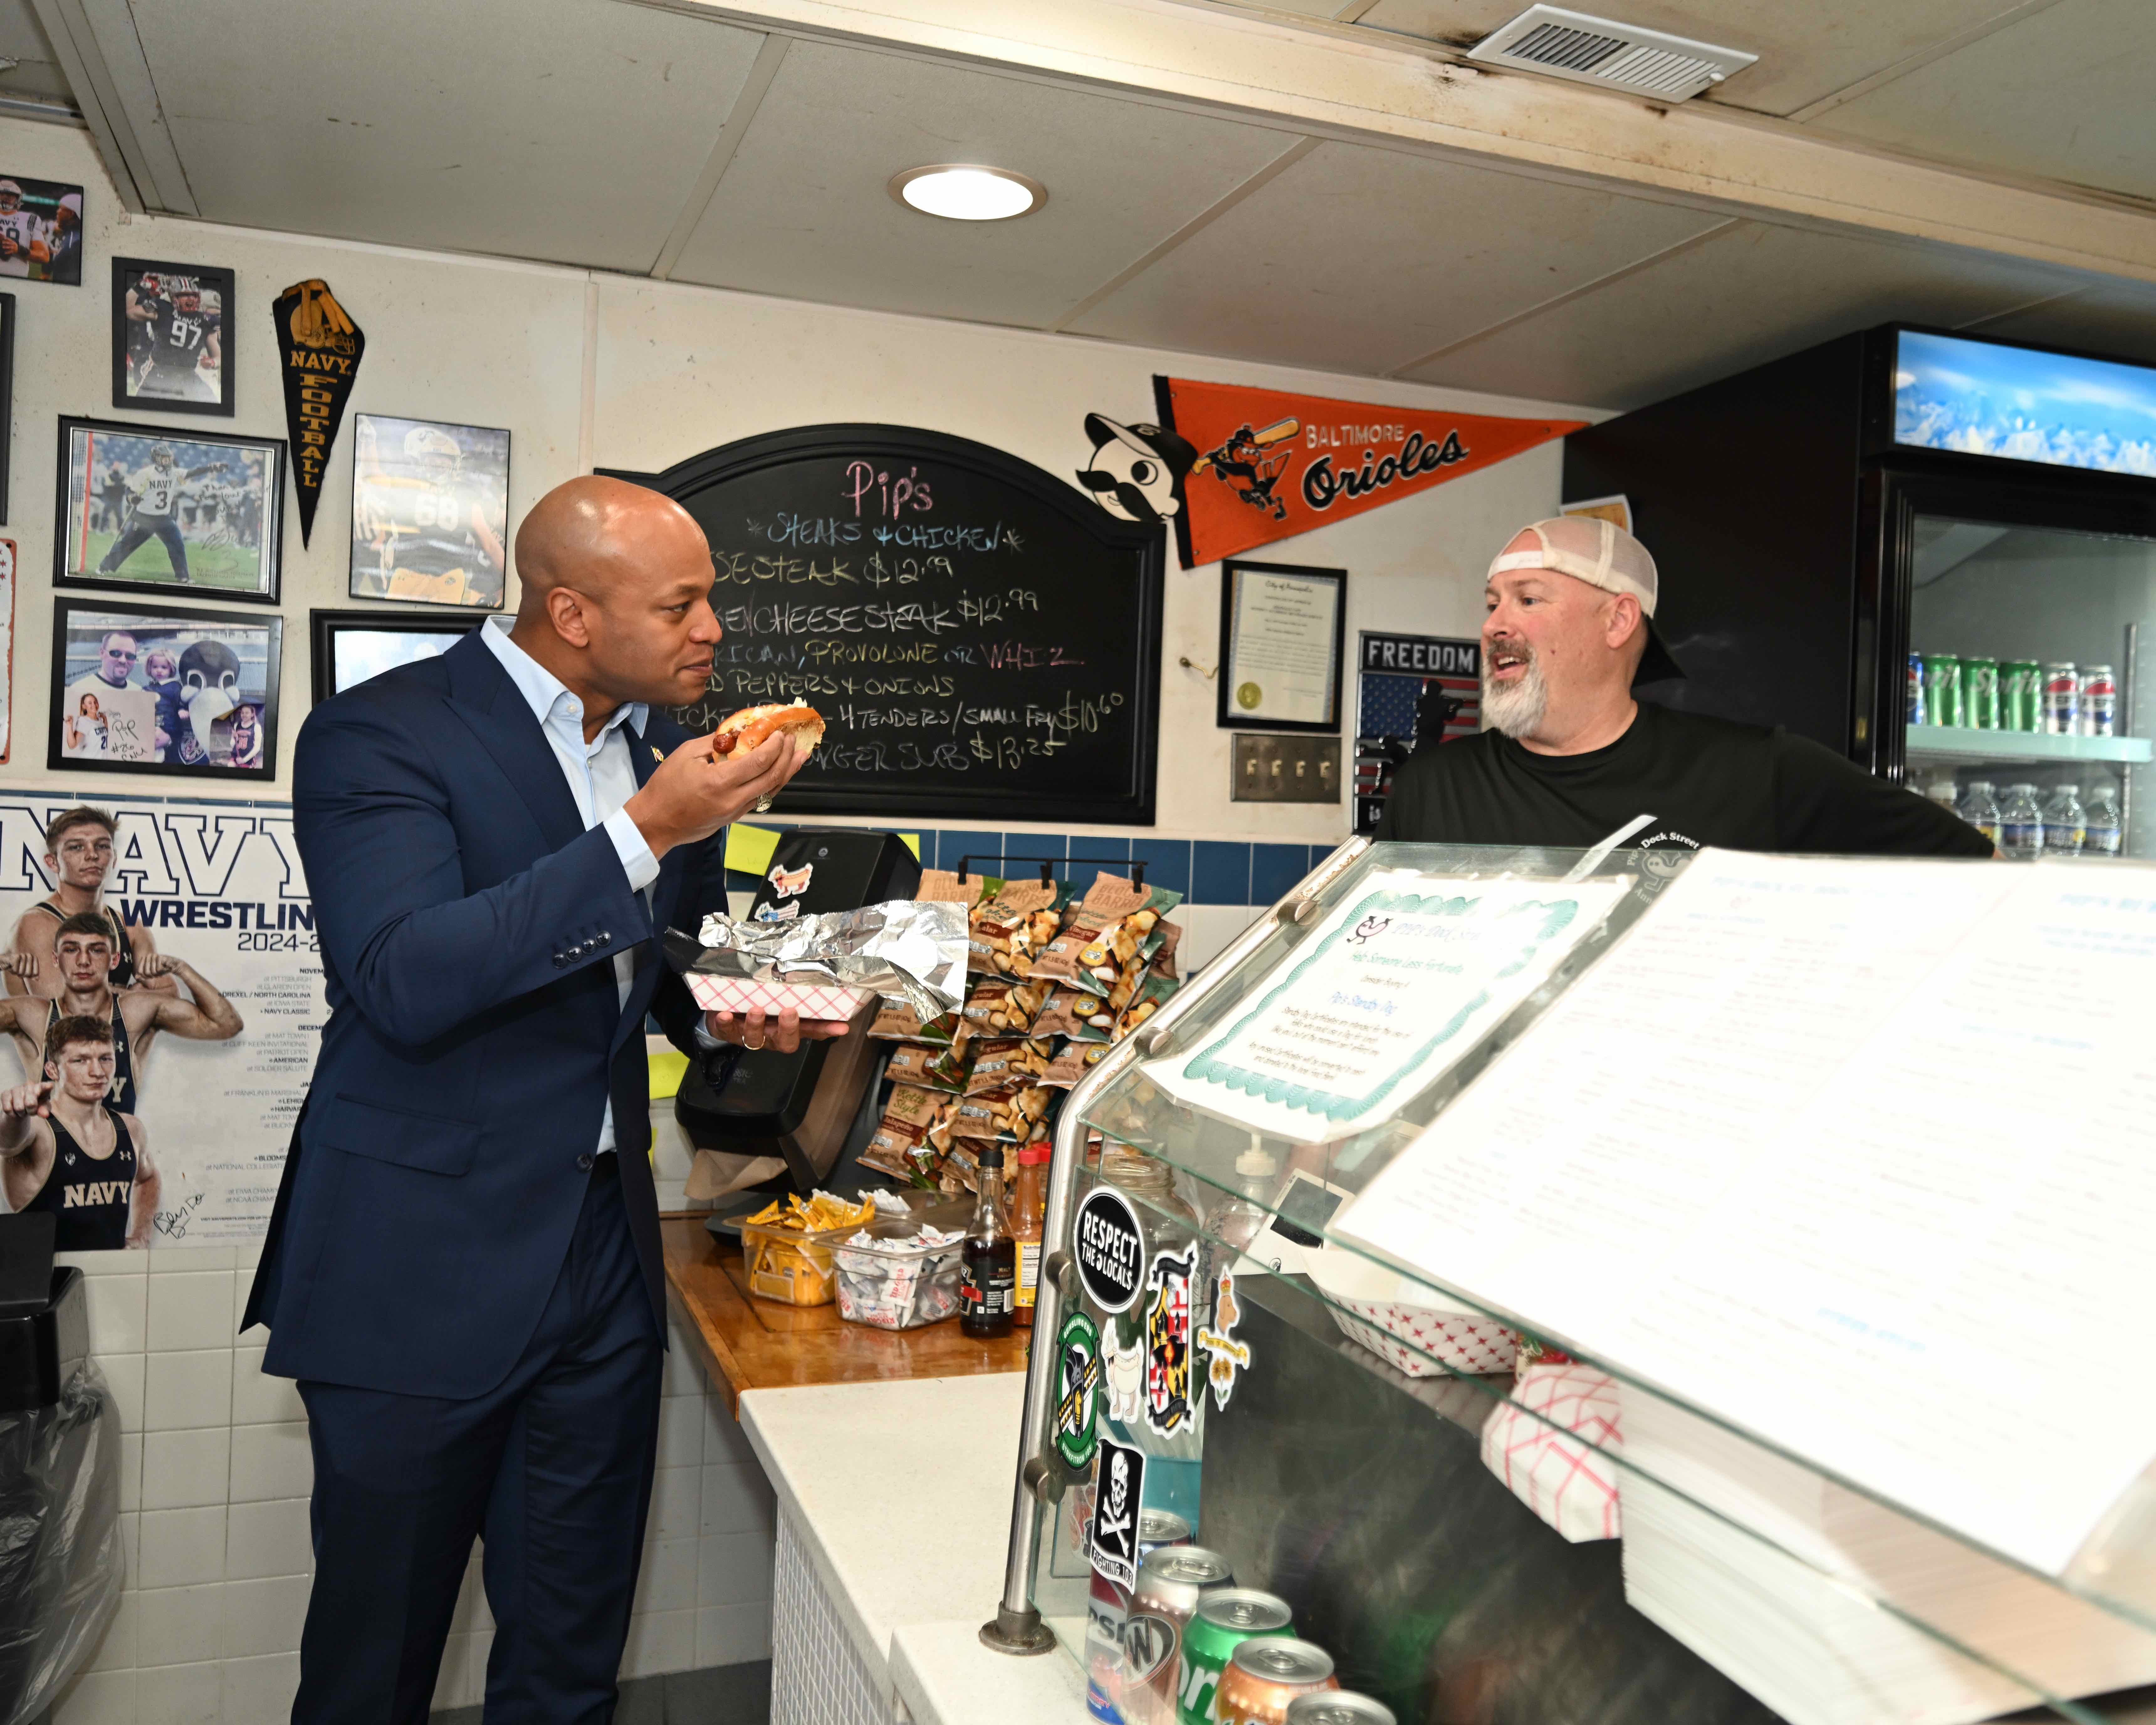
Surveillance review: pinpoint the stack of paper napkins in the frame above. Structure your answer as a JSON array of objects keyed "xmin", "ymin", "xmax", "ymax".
[{"xmin": 1619, "ymin": 1389, "xmax": 2156, "ymax": 1725}]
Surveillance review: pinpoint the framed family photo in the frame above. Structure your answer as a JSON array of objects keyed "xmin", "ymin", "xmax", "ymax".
[
  {"xmin": 48, "ymin": 597, "xmax": 282, "ymax": 779},
  {"xmin": 111, "ymin": 258, "xmax": 235, "ymax": 415},
  {"xmin": 310, "ymin": 608, "xmax": 483, "ymax": 704},
  {"xmin": 54, "ymin": 417, "xmax": 284, "ymax": 603},
  {"xmin": 350, "ymin": 413, "xmax": 510, "ymax": 610}
]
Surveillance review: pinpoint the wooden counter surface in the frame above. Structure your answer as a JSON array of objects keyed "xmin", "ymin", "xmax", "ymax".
[{"xmin": 661, "ymin": 1214, "xmax": 1027, "ymax": 1414}]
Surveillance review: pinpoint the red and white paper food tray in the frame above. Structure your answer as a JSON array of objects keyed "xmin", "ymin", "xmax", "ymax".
[
  {"xmin": 1481, "ymin": 1360, "xmax": 1624, "ymax": 1542},
  {"xmin": 680, "ymin": 972, "xmax": 877, "ymax": 1021},
  {"xmin": 1305, "ymin": 1246, "xmax": 1520, "ymax": 1378}
]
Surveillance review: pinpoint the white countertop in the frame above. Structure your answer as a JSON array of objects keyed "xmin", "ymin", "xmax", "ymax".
[
  {"xmin": 891, "ymin": 1618, "xmax": 1092, "ymax": 1724},
  {"xmin": 739, "ymin": 1372, "xmax": 1038, "ymax": 1683}
]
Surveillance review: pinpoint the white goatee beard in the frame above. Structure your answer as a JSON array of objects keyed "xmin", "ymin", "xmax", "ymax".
[{"xmin": 1482, "ymin": 655, "xmax": 1549, "ymax": 739}]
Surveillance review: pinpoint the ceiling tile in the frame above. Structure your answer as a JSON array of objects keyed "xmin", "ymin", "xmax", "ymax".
[
  {"xmin": 1400, "ymin": 219, "xmax": 2082, "ymax": 407},
  {"xmin": 666, "ymin": 39, "xmax": 1298, "ymax": 328},
  {"xmin": 1810, "ymin": 0, "xmax": 2156, "ymax": 202},
  {"xmin": 125, "ymin": 0, "xmax": 767, "ymax": 268},
  {"xmin": 1350, "ymin": 0, "xmax": 2033, "ymax": 117},
  {"xmin": 0, "ymin": 0, "xmax": 71, "ymax": 106},
  {"xmin": 1964, "ymin": 278, "xmax": 2156, "ymax": 369},
  {"xmin": 1064, "ymin": 139, "xmax": 1721, "ymax": 375}
]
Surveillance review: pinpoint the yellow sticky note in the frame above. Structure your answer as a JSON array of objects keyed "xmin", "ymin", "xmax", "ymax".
[
  {"xmin": 899, "ymin": 833, "xmax": 920, "ymax": 860},
  {"xmin": 725, "ymin": 824, "xmax": 779, "ymax": 877},
  {"xmin": 648, "ymin": 1049, "xmax": 689, "ymax": 1101}
]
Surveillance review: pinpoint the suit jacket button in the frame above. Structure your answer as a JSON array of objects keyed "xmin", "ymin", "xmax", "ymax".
[{"xmin": 576, "ymin": 1152, "xmax": 595, "ymax": 1171}]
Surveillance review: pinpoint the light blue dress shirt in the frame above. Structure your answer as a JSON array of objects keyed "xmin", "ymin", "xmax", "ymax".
[{"xmin": 482, "ymin": 617, "xmax": 659, "ymax": 1156}]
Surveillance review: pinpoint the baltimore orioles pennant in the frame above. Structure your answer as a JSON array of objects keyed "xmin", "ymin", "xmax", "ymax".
[
  {"xmin": 1151, "ymin": 376, "xmax": 1584, "ymax": 569},
  {"xmin": 273, "ymin": 279, "xmax": 365, "ymax": 546}
]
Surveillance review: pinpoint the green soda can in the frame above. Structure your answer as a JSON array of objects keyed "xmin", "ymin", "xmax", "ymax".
[
  {"xmin": 1962, "ymin": 656, "xmax": 2001, "ymax": 729},
  {"xmin": 1922, "ymin": 654, "xmax": 1964, "ymax": 729},
  {"xmin": 2003, "ymin": 660, "xmax": 2043, "ymax": 732},
  {"xmin": 1178, "ymin": 1588, "xmax": 1294, "ymax": 1725}
]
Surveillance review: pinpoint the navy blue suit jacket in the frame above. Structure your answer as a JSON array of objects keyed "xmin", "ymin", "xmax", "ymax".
[{"xmin": 242, "ymin": 632, "xmax": 726, "ymax": 1398}]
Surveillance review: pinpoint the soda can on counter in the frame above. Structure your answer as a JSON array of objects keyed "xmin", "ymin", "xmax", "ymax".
[
  {"xmin": 1216, "ymin": 1638, "xmax": 1340, "ymax": 1724},
  {"xmin": 1137, "ymin": 1546, "xmax": 1236, "ymax": 1628},
  {"xmin": 1906, "ymin": 653, "xmax": 1928, "ymax": 726},
  {"xmin": 1089, "ymin": 1569, "xmax": 1133, "ymax": 1724},
  {"xmin": 1962, "ymin": 656, "xmax": 2001, "ymax": 729},
  {"xmin": 2003, "ymin": 659, "xmax": 2044, "ymax": 732},
  {"xmin": 1179, "ymin": 1589, "xmax": 1295, "ymax": 1725},
  {"xmin": 2080, "ymin": 665, "xmax": 2117, "ymax": 737},
  {"xmin": 1922, "ymin": 654, "xmax": 1963, "ymax": 728},
  {"xmin": 1285, "ymin": 1696, "xmax": 1398, "ymax": 1725},
  {"xmin": 1138, "ymin": 1509, "xmax": 1192, "ymax": 1560},
  {"xmin": 2043, "ymin": 663, "xmax": 2080, "ymax": 735}
]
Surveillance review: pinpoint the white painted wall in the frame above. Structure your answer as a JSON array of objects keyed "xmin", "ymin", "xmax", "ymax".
[{"xmin": 0, "ymin": 116, "xmax": 1591, "ymax": 1724}]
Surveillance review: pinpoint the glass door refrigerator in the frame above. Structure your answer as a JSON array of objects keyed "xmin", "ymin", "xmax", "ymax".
[{"xmin": 1562, "ymin": 322, "xmax": 2156, "ymax": 859}]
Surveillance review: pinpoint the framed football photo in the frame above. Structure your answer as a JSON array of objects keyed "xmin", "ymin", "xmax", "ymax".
[
  {"xmin": 350, "ymin": 413, "xmax": 510, "ymax": 609},
  {"xmin": 55, "ymin": 417, "xmax": 284, "ymax": 603},
  {"xmin": 112, "ymin": 259, "xmax": 236, "ymax": 415}
]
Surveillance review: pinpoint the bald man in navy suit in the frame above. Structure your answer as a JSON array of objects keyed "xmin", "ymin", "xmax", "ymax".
[{"xmin": 246, "ymin": 478, "xmax": 847, "ymax": 1723}]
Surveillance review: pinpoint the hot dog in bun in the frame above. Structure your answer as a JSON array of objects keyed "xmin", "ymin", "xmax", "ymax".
[{"xmin": 712, "ymin": 702, "xmax": 825, "ymax": 758}]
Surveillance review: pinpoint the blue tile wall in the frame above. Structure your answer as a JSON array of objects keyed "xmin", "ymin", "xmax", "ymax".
[
  {"xmin": 1124, "ymin": 839, "xmax": 1192, "ymax": 899},
  {"xmin": 1251, "ymin": 843, "xmax": 1309, "ymax": 906},
  {"xmin": 726, "ymin": 822, "xmax": 1344, "ymax": 904}
]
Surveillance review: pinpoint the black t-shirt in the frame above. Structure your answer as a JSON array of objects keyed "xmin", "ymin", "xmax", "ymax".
[{"xmin": 1376, "ymin": 701, "xmax": 1993, "ymax": 857}]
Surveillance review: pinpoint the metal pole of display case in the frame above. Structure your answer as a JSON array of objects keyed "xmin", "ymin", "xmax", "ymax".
[{"xmin": 981, "ymin": 837, "xmax": 1372, "ymax": 1655}]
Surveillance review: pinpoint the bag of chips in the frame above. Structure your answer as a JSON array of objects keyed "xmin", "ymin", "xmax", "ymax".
[{"xmin": 965, "ymin": 1036, "xmax": 1055, "ymax": 1093}]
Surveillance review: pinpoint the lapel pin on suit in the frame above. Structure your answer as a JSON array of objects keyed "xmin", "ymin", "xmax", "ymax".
[{"xmin": 651, "ymin": 744, "xmax": 663, "ymax": 763}]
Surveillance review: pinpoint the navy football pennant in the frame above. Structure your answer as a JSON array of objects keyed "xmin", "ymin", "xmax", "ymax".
[{"xmin": 272, "ymin": 279, "xmax": 364, "ymax": 546}]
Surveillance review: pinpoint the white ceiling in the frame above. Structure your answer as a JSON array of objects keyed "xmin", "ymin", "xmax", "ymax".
[
  {"xmin": 0, "ymin": 0, "xmax": 68, "ymax": 106},
  {"xmin": 27, "ymin": 0, "xmax": 2156, "ymax": 412}
]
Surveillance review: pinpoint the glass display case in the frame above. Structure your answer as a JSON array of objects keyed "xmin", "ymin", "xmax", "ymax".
[{"xmin": 984, "ymin": 838, "xmax": 2156, "ymax": 1725}]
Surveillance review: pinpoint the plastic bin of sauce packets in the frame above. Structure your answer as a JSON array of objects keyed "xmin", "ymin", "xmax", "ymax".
[{"xmin": 857, "ymin": 866, "xmax": 1185, "ymax": 1199}]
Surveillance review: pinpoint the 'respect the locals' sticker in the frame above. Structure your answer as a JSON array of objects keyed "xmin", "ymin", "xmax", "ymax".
[
  {"xmin": 1143, "ymin": 1244, "xmax": 1196, "ymax": 1437},
  {"xmin": 1089, "ymin": 1437, "xmax": 1146, "ymax": 1589},
  {"xmin": 1075, "ymin": 1185, "xmax": 1145, "ymax": 1314},
  {"xmin": 1197, "ymin": 1270, "xmax": 1252, "ymax": 1412},
  {"xmin": 1054, "ymin": 1310, "xmax": 1102, "ymax": 1471}
]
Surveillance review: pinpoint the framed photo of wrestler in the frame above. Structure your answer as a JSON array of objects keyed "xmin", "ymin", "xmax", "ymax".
[
  {"xmin": 47, "ymin": 598, "xmax": 283, "ymax": 779},
  {"xmin": 110, "ymin": 258, "xmax": 236, "ymax": 416},
  {"xmin": 350, "ymin": 413, "xmax": 510, "ymax": 610},
  {"xmin": 54, "ymin": 417, "xmax": 284, "ymax": 603}
]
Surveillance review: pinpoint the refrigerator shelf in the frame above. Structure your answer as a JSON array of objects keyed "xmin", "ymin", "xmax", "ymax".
[{"xmin": 1907, "ymin": 726, "xmax": 2153, "ymax": 765}]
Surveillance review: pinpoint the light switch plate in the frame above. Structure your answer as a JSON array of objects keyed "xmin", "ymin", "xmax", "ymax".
[{"xmin": 1231, "ymin": 733, "xmax": 1342, "ymax": 803}]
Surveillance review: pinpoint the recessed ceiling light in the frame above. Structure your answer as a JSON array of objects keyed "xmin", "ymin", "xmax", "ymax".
[{"xmin": 889, "ymin": 165, "xmax": 1046, "ymax": 222}]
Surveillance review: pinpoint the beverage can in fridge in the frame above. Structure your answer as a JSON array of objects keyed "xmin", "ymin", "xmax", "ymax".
[
  {"xmin": 2079, "ymin": 665, "xmax": 2117, "ymax": 737},
  {"xmin": 2043, "ymin": 663, "xmax": 2079, "ymax": 734},
  {"xmin": 1906, "ymin": 652, "xmax": 1928, "ymax": 726},
  {"xmin": 1120, "ymin": 1612, "xmax": 1183, "ymax": 1725},
  {"xmin": 1285, "ymin": 1697, "xmax": 1398, "ymax": 1725},
  {"xmin": 1138, "ymin": 1509, "xmax": 1192, "ymax": 1560},
  {"xmin": 1961, "ymin": 656, "xmax": 2001, "ymax": 729},
  {"xmin": 1923, "ymin": 654, "xmax": 1964, "ymax": 728},
  {"xmin": 1090, "ymin": 1568, "xmax": 1133, "ymax": 1723},
  {"xmin": 1136, "ymin": 1547, "xmax": 1235, "ymax": 1625},
  {"xmin": 1216, "ymin": 1638, "xmax": 1339, "ymax": 1724},
  {"xmin": 2003, "ymin": 660, "xmax": 2043, "ymax": 732},
  {"xmin": 1179, "ymin": 1590, "xmax": 1294, "ymax": 1725}
]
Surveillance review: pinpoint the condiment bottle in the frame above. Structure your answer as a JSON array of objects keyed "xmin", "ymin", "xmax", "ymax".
[
  {"xmin": 1010, "ymin": 1141, "xmax": 1050, "ymax": 1328},
  {"xmin": 960, "ymin": 1146, "xmax": 1016, "ymax": 1338}
]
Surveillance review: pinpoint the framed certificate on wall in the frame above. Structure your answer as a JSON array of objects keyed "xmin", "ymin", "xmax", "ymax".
[{"xmin": 1217, "ymin": 559, "xmax": 1346, "ymax": 733}]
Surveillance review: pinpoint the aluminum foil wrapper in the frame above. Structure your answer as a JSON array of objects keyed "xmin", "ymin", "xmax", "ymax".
[{"xmin": 661, "ymin": 899, "xmax": 968, "ymax": 1020}]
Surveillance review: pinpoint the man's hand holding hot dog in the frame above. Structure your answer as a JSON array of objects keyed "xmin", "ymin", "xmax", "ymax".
[{"xmin": 625, "ymin": 729, "xmax": 805, "ymax": 859}]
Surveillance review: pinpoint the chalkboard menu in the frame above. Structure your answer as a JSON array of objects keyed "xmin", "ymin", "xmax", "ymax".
[{"xmin": 610, "ymin": 425, "xmax": 1164, "ymax": 825}]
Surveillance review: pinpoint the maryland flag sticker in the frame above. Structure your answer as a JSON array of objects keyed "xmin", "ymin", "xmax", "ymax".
[
  {"xmin": 273, "ymin": 279, "xmax": 365, "ymax": 546},
  {"xmin": 1152, "ymin": 375, "xmax": 1584, "ymax": 569}
]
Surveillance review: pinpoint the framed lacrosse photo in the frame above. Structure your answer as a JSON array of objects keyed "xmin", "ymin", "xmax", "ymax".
[
  {"xmin": 54, "ymin": 417, "xmax": 284, "ymax": 603},
  {"xmin": 111, "ymin": 258, "xmax": 236, "ymax": 416},
  {"xmin": 350, "ymin": 413, "xmax": 510, "ymax": 610}
]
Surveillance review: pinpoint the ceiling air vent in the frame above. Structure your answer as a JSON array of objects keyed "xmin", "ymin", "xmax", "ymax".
[{"xmin": 1466, "ymin": 5, "xmax": 1756, "ymax": 102}]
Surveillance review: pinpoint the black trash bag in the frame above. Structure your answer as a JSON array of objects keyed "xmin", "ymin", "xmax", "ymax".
[{"xmin": 0, "ymin": 1361, "xmax": 121, "ymax": 1725}]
